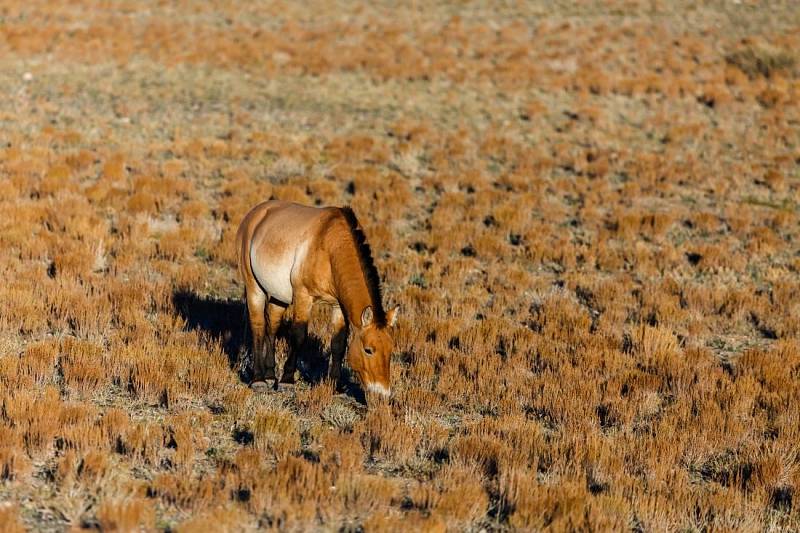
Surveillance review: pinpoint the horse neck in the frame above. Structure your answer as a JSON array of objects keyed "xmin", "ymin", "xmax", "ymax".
[{"xmin": 328, "ymin": 229, "xmax": 372, "ymax": 327}]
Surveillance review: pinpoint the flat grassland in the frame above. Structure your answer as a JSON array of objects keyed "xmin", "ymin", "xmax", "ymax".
[{"xmin": 0, "ymin": 1, "xmax": 799, "ymax": 530}]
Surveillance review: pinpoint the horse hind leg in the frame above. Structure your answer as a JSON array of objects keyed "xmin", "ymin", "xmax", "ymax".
[
  {"xmin": 265, "ymin": 301, "xmax": 284, "ymax": 376},
  {"xmin": 247, "ymin": 287, "xmax": 276, "ymax": 391}
]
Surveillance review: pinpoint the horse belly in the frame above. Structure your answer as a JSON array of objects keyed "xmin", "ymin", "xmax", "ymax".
[
  {"xmin": 251, "ymin": 246, "xmax": 295, "ymax": 304},
  {"xmin": 251, "ymin": 240, "xmax": 310, "ymax": 305}
]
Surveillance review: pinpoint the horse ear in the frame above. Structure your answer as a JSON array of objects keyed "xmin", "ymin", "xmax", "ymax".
[
  {"xmin": 361, "ymin": 306, "xmax": 374, "ymax": 327},
  {"xmin": 386, "ymin": 305, "xmax": 400, "ymax": 327}
]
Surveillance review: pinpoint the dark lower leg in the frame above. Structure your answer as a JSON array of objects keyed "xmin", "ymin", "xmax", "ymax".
[
  {"xmin": 258, "ymin": 335, "xmax": 277, "ymax": 382},
  {"xmin": 329, "ymin": 326, "xmax": 348, "ymax": 387},
  {"xmin": 281, "ymin": 322, "xmax": 307, "ymax": 383},
  {"xmin": 252, "ymin": 328, "xmax": 277, "ymax": 382},
  {"xmin": 249, "ymin": 300, "xmax": 277, "ymax": 384}
]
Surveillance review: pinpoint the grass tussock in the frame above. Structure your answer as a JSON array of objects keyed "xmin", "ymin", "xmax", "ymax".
[{"xmin": 726, "ymin": 43, "xmax": 797, "ymax": 79}]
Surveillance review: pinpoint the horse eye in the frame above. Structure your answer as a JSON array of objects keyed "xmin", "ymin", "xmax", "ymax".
[{"xmin": 364, "ymin": 347, "xmax": 374, "ymax": 356}]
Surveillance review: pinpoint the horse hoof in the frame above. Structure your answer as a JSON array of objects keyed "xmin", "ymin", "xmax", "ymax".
[{"xmin": 250, "ymin": 380, "xmax": 271, "ymax": 393}]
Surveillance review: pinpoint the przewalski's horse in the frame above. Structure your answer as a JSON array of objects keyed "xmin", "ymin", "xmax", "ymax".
[{"xmin": 236, "ymin": 200, "xmax": 399, "ymax": 397}]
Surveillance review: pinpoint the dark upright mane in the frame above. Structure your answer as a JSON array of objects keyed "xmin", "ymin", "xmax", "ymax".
[{"xmin": 338, "ymin": 206, "xmax": 387, "ymax": 327}]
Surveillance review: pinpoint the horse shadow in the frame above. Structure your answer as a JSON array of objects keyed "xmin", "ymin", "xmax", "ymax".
[{"xmin": 171, "ymin": 290, "xmax": 365, "ymax": 403}]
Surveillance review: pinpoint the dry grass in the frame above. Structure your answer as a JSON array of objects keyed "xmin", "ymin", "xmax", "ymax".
[{"xmin": 0, "ymin": 0, "xmax": 799, "ymax": 530}]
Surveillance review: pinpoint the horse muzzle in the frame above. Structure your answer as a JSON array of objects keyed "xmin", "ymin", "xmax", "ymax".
[{"xmin": 366, "ymin": 382, "xmax": 392, "ymax": 398}]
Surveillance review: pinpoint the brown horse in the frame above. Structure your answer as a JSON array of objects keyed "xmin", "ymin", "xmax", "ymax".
[{"xmin": 235, "ymin": 200, "xmax": 399, "ymax": 397}]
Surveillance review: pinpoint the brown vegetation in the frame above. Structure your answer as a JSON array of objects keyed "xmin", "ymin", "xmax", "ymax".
[{"xmin": 0, "ymin": 0, "xmax": 799, "ymax": 530}]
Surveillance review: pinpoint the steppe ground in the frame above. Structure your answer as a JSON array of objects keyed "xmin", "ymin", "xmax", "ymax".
[{"xmin": 0, "ymin": 0, "xmax": 799, "ymax": 531}]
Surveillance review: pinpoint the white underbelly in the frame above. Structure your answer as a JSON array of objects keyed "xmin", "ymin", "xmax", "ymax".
[{"xmin": 250, "ymin": 241, "xmax": 307, "ymax": 305}]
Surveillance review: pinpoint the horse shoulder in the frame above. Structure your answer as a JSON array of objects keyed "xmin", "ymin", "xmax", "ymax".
[{"xmin": 292, "ymin": 211, "xmax": 342, "ymax": 299}]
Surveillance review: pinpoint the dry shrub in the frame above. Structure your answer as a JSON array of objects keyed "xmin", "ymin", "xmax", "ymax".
[
  {"xmin": 434, "ymin": 464, "xmax": 489, "ymax": 527},
  {"xmin": 0, "ymin": 503, "xmax": 26, "ymax": 533},
  {"xmin": 450, "ymin": 433, "xmax": 507, "ymax": 479},
  {"xmin": 359, "ymin": 404, "xmax": 420, "ymax": 465},
  {"xmin": 253, "ymin": 456, "xmax": 331, "ymax": 528},
  {"xmin": 413, "ymin": 416, "xmax": 450, "ymax": 461},
  {"xmin": 400, "ymin": 386, "xmax": 443, "ymax": 413},
  {"xmin": 127, "ymin": 348, "xmax": 179, "ymax": 404},
  {"xmin": 184, "ymin": 345, "xmax": 232, "ymax": 395},
  {"xmin": 178, "ymin": 199, "xmax": 210, "ymax": 220},
  {"xmin": 165, "ymin": 416, "xmax": 198, "ymax": 472},
  {"xmin": 338, "ymin": 473, "xmax": 402, "ymax": 516},
  {"xmin": 47, "ymin": 281, "xmax": 113, "ymax": 336},
  {"xmin": 57, "ymin": 402, "xmax": 104, "ymax": 451},
  {"xmin": 149, "ymin": 473, "xmax": 216, "ymax": 510},
  {"xmin": 101, "ymin": 154, "xmax": 127, "ymax": 181},
  {"xmin": 99, "ymin": 408, "xmax": 130, "ymax": 451},
  {"xmin": 161, "ymin": 159, "xmax": 186, "ymax": 179},
  {"xmin": 54, "ymin": 449, "xmax": 79, "ymax": 487},
  {"xmin": 127, "ymin": 191, "xmax": 159, "ymax": 214},
  {"xmin": 726, "ymin": 44, "xmax": 796, "ymax": 79},
  {"xmin": 499, "ymin": 466, "xmax": 537, "ymax": 524},
  {"xmin": 21, "ymin": 340, "xmax": 59, "ymax": 384},
  {"xmin": 252, "ymin": 407, "xmax": 300, "ymax": 460},
  {"xmin": 223, "ymin": 448, "xmax": 266, "ymax": 504},
  {"xmin": 0, "ymin": 445, "xmax": 31, "ymax": 482},
  {"xmin": 222, "ymin": 387, "xmax": 252, "ymax": 419},
  {"xmin": 52, "ymin": 244, "xmax": 98, "ymax": 279},
  {"xmin": 363, "ymin": 509, "xmax": 446, "ymax": 533},
  {"xmin": 529, "ymin": 290, "xmax": 592, "ymax": 347},
  {"xmin": 321, "ymin": 402, "xmax": 360, "ymax": 433},
  {"xmin": 175, "ymin": 505, "xmax": 251, "ymax": 532},
  {"xmin": 2, "ymin": 386, "xmax": 62, "ymax": 456},
  {"xmin": 296, "ymin": 381, "xmax": 335, "ymax": 416},
  {"xmin": 156, "ymin": 227, "xmax": 200, "ymax": 261},
  {"xmin": 632, "ymin": 324, "xmax": 681, "ymax": 374},
  {"xmin": 96, "ymin": 497, "xmax": 155, "ymax": 531},
  {"xmin": 78, "ymin": 450, "xmax": 110, "ymax": 486},
  {"xmin": 737, "ymin": 341, "xmax": 800, "ymax": 393},
  {"xmin": 121, "ymin": 422, "xmax": 164, "ymax": 466},
  {"xmin": 60, "ymin": 337, "xmax": 105, "ymax": 394},
  {"xmin": 503, "ymin": 479, "xmax": 629, "ymax": 530},
  {"xmin": 0, "ymin": 356, "xmax": 24, "ymax": 390},
  {"xmin": 319, "ymin": 430, "xmax": 364, "ymax": 475}
]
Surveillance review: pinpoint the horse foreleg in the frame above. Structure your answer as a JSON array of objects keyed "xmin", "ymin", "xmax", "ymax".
[
  {"xmin": 281, "ymin": 291, "xmax": 311, "ymax": 384},
  {"xmin": 328, "ymin": 306, "xmax": 348, "ymax": 390}
]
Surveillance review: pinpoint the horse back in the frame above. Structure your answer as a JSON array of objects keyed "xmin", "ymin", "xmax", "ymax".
[{"xmin": 237, "ymin": 201, "xmax": 340, "ymax": 304}]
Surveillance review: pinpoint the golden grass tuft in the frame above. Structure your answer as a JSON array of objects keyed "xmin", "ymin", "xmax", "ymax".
[
  {"xmin": 319, "ymin": 430, "xmax": 364, "ymax": 476},
  {"xmin": 359, "ymin": 405, "xmax": 420, "ymax": 465},
  {"xmin": 222, "ymin": 386, "xmax": 252, "ymax": 419},
  {"xmin": 433, "ymin": 465, "xmax": 489, "ymax": 527},
  {"xmin": 0, "ymin": 445, "xmax": 31, "ymax": 482},
  {"xmin": 60, "ymin": 337, "xmax": 106, "ymax": 394},
  {"xmin": 121, "ymin": 422, "xmax": 164, "ymax": 466},
  {"xmin": 96, "ymin": 498, "xmax": 156, "ymax": 532},
  {"xmin": 251, "ymin": 407, "xmax": 300, "ymax": 460},
  {"xmin": 295, "ymin": 381, "xmax": 335, "ymax": 416},
  {"xmin": 0, "ymin": 503, "xmax": 26, "ymax": 533},
  {"xmin": 337, "ymin": 473, "xmax": 402, "ymax": 517},
  {"xmin": 149, "ymin": 473, "xmax": 216, "ymax": 510},
  {"xmin": 174, "ymin": 505, "xmax": 251, "ymax": 532},
  {"xmin": 21, "ymin": 340, "xmax": 59, "ymax": 385}
]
